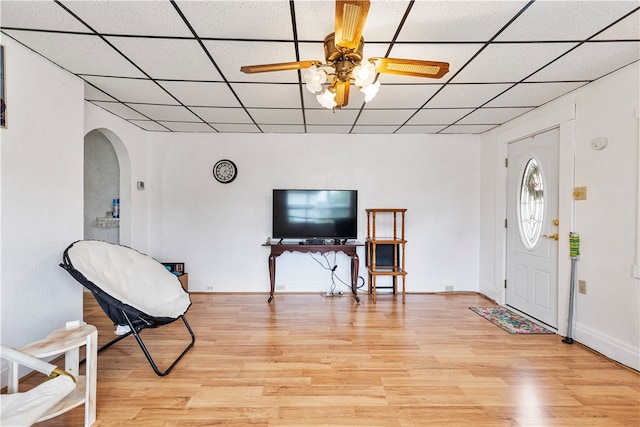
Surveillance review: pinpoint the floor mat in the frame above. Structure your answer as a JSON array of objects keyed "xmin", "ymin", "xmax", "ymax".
[{"xmin": 469, "ymin": 306, "xmax": 555, "ymax": 334}]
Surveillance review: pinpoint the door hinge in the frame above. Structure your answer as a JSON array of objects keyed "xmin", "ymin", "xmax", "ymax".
[
  {"xmin": 504, "ymin": 279, "xmax": 507, "ymax": 289},
  {"xmin": 505, "ymin": 158, "xmax": 508, "ymax": 167},
  {"xmin": 504, "ymin": 218, "xmax": 507, "ymax": 228}
]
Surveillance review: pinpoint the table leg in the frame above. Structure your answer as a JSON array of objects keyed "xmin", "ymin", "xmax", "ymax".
[
  {"xmin": 351, "ymin": 253, "xmax": 360, "ymax": 303},
  {"xmin": 268, "ymin": 254, "xmax": 276, "ymax": 303}
]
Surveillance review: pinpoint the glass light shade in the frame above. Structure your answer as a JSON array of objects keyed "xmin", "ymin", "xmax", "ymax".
[
  {"xmin": 316, "ymin": 89, "xmax": 337, "ymax": 109},
  {"xmin": 303, "ymin": 66, "xmax": 327, "ymax": 93},
  {"xmin": 361, "ymin": 80, "xmax": 380, "ymax": 102},
  {"xmin": 353, "ymin": 61, "xmax": 376, "ymax": 87}
]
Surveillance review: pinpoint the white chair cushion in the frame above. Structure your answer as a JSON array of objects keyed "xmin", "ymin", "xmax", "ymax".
[
  {"xmin": 67, "ymin": 240, "xmax": 191, "ymax": 318},
  {"xmin": 1, "ymin": 375, "xmax": 75, "ymax": 427}
]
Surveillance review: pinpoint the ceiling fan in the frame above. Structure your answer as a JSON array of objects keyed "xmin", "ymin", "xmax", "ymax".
[{"xmin": 240, "ymin": 0, "xmax": 449, "ymax": 109}]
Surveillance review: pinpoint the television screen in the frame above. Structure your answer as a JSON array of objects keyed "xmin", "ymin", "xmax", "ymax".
[{"xmin": 272, "ymin": 189, "xmax": 358, "ymax": 240}]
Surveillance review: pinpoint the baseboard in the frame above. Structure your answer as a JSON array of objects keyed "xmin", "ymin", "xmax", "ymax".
[
  {"xmin": 478, "ymin": 281, "xmax": 500, "ymax": 303},
  {"xmin": 574, "ymin": 322, "xmax": 640, "ymax": 371}
]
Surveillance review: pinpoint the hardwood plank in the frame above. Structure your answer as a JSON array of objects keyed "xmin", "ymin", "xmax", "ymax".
[{"xmin": 17, "ymin": 292, "xmax": 638, "ymax": 426}]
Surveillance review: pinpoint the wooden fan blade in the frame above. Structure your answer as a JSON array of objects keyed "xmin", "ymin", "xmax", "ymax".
[
  {"xmin": 240, "ymin": 60, "xmax": 322, "ymax": 74},
  {"xmin": 333, "ymin": 81, "xmax": 350, "ymax": 108},
  {"xmin": 335, "ymin": 0, "xmax": 370, "ymax": 51},
  {"xmin": 370, "ymin": 57, "xmax": 450, "ymax": 79}
]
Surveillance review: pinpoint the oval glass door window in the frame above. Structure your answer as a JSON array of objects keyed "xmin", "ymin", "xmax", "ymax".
[{"xmin": 518, "ymin": 158, "xmax": 544, "ymax": 249}]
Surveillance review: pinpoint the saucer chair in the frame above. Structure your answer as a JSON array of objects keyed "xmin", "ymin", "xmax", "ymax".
[{"xmin": 60, "ymin": 240, "xmax": 195, "ymax": 376}]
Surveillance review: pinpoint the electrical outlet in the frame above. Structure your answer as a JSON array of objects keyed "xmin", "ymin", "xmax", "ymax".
[
  {"xmin": 445, "ymin": 285, "xmax": 454, "ymax": 292},
  {"xmin": 276, "ymin": 285, "xmax": 285, "ymax": 291},
  {"xmin": 206, "ymin": 286, "xmax": 214, "ymax": 291},
  {"xmin": 578, "ymin": 280, "xmax": 587, "ymax": 295}
]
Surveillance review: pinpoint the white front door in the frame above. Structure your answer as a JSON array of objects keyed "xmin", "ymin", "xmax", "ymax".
[{"xmin": 506, "ymin": 128, "xmax": 559, "ymax": 328}]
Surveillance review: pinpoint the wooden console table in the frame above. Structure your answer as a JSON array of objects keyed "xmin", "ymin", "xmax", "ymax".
[{"xmin": 263, "ymin": 243, "xmax": 363, "ymax": 303}]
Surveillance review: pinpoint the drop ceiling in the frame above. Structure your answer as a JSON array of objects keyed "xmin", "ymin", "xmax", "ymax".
[{"xmin": 1, "ymin": 0, "xmax": 639, "ymax": 134}]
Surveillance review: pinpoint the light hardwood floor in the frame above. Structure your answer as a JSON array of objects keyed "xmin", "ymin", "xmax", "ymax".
[{"xmin": 26, "ymin": 291, "xmax": 639, "ymax": 426}]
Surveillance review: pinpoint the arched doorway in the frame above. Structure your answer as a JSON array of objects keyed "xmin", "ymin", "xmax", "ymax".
[{"xmin": 83, "ymin": 128, "xmax": 132, "ymax": 246}]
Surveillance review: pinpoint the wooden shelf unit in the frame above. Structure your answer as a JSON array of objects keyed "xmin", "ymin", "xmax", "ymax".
[{"xmin": 365, "ymin": 208, "xmax": 407, "ymax": 303}]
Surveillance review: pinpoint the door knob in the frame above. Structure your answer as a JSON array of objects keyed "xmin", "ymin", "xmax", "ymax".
[{"xmin": 543, "ymin": 233, "xmax": 559, "ymax": 241}]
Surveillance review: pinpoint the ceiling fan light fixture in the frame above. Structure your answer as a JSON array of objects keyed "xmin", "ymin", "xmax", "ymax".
[
  {"xmin": 304, "ymin": 65, "xmax": 327, "ymax": 93},
  {"xmin": 317, "ymin": 88, "xmax": 337, "ymax": 109},
  {"xmin": 352, "ymin": 61, "xmax": 376, "ymax": 87},
  {"xmin": 361, "ymin": 80, "xmax": 380, "ymax": 102}
]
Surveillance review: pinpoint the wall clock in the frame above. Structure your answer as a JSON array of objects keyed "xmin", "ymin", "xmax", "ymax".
[{"xmin": 213, "ymin": 159, "xmax": 237, "ymax": 184}]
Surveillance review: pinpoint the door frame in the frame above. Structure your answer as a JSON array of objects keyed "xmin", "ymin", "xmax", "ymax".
[{"xmin": 493, "ymin": 104, "xmax": 576, "ymax": 336}]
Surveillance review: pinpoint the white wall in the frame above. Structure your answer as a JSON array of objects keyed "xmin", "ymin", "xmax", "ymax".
[
  {"xmin": 479, "ymin": 62, "xmax": 640, "ymax": 370},
  {"xmin": 0, "ymin": 37, "xmax": 84, "ymax": 353},
  {"xmin": 144, "ymin": 133, "xmax": 481, "ymax": 295}
]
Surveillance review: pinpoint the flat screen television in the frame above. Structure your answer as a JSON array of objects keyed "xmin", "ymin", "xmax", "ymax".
[{"xmin": 272, "ymin": 189, "xmax": 358, "ymax": 240}]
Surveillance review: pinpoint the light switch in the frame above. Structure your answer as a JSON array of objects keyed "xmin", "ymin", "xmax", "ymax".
[{"xmin": 574, "ymin": 186, "xmax": 587, "ymax": 200}]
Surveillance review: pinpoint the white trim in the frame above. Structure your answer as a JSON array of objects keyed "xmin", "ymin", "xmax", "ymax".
[
  {"xmin": 635, "ymin": 106, "xmax": 640, "ymax": 279},
  {"xmin": 574, "ymin": 322, "xmax": 640, "ymax": 371}
]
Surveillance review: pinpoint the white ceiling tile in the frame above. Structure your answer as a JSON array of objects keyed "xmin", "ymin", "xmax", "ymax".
[
  {"xmin": 128, "ymin": 104, "xmax": 201, "ymax": 122},
  {"xmin": 294, "ymin": 1, "xmax": 340, "ymax": 41},
  {"xmin": 1, "ymin": 0, "xmax": 88, "ymax": 32},
  {"xmin": 593, "ymin": 10, "xmax": 640, "ymax": 40},
  {"xmin": 191, "ymin": 107, "xmax": 253, "ymax": 124},
  {"xmin": 84, "ymin": 83, "xmax": 116, "ymax": 101},
  {"xmin": 206, "ymin": 40, "xmax": 299, "ymax": 83},
  {"xmin": 457, "ymin": 107, "xmax": 534, "ymax": 125},
  {"xmin": 427, "ymin": 84, "xmax": 512, "ymax": 108},
  {"xmin": 527, "ymin": 41, "xmax": 640, "ymax": 82},
  {"xmin": 234, "ymin": 84, "xmax": 301, "ymax": 108},
  {"xmin": 357, "ymin": 109, "xmax": 415, "ymax": 125},
  {"xmin": 395, "ymin": 125, "xmax": 448, "ymax": 134},
  {"xmin": 399, "ymin": 1, "xmax": 530, "ymax": 41},
  {"xmin": 452, "ymin": 43, "xmax": 577, "ymax": 83},
  {"xmin": 357, "ymin": 0, "xmax": 412, "ymax": 42},
  {"xmin": 305, "ymin": 108, "xmax": 360, "ymax": 125},
  {"xmin": 90, "ymin": 101, "xmax": 148, "ymax": 120},
  {"xmin": 129, "ymin": 120, "xmax": 170, "ymax": 132},
  {"xmin": 61, "ymin": 0, "xmax": 192, "ymax": 37},
  {"xmin": 176, "ymin": 0, "xmax": 293, "ymax": 39},
  {"xmin": 159, "ymin": 122, "xmax": 215, "ymax": 132},
  {"xmin": 485, "ymin": 82, "xmax": 588, "ymax": 108},
  {"xmin": 364, "ymin": 84, "xmax": 442, "ymax": 109},
  {"xmin": 298, "ymin": 41, "xmax": 330, "ymax": 63},
  {"xmin": 2, "ymin": 30, "xmax": 145, "ymax": 77},
  {"xmin": 214, "ymin": 123, "xmax": 261, "ymax": 133},
  {"xmin": 105, "ymin": 37, "xmax": 221, "ymax": 81},
  {"xmin": 247, "ymin": 109, "xmax": 303, "ymax": 124},
  {"xmin": 407, "ymin": 108, "xmax": 474, "ymax": 125},
  {"xmin": 82, "ymin": 76, "xmax": 178, "ymax": 104},
  {"xmin": 158, "ymin": 81, "xmax": 240, "ymax": 107},
  {"xmin": 496, "ymin": 1, "xmax": 640, "ymax": 41},
  {"xmin": 440, "ymin": 124, "xmax": 499, "ymax": 134}
]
